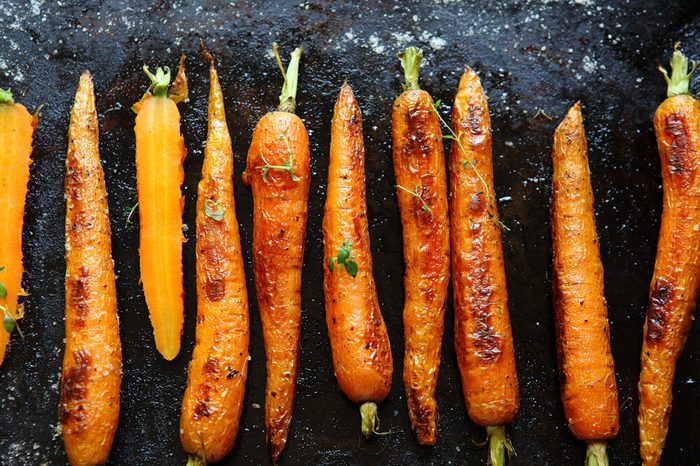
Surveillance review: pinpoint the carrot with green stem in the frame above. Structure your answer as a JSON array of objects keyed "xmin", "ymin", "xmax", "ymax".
[
  {"xmin": 551, "ymin": 103, "xmax": 619, "ymax": 466},
  {"xmin": 323, "ymin": 82, "xmax": 393, "ymax": 438},
  {"xmin": 392, "ymin": 47, "xmax": 450, "ymax": 445},
  {"xmin": 242, "ymin": 43, "xmax": 309, "ymax": 463},
  {"xmin": 639, "ymin": 44, "xmax": 700, "ymax": 466},
  {"xmin": 0, "ymin": 87, "xmax": 39, "ymax": 366},
  {"xmin": 445, "ymin": 67, "xmax": 519, "ymax": 466},
  {"xmin": 133, "ymin": 54, "xmax": 188, "ymax": 360},
  {"xmin": 180, "ymin": 44, "xmax": 250, "ymax": 465},
  {"xmin": 60, "ymin": 70, "xmax": 121, "ymax": 466}
]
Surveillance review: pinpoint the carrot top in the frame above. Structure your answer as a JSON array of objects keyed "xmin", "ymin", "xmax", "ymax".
[
  {"xmin": 134, "ymin": 54, "xmax": 188, "ymax": 113},
  {"xmin": 0, "ymin": 88, "xmax": 13, "ymax": 104},
  {"xmin": 272, "ymin": 42, "xmax": 303, "ymax": 113},
  {"xmin": 659, "ymin": 44, "xmax": 697, "ymax": 98},
  {"xmin": 397, "ymin": 47, "xmax": 423, "ymax": 91}
]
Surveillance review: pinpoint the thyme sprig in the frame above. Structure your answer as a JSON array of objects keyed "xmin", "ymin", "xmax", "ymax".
[
  {"xmin": 257, "ymin": 131, "xmax": 300, "ymax": 183},
  {"xmin": 395, "ymin": 183, "xmax": 432, "ymax": 215},
  {"xmin": 328, "ymin": 240, "xmax": 358, "ymax": 278},
  {"xmin": 204, "ymin": 199, "xmax": 225, "ymax": 221},
  {"xmin": 0, "ymin": 266, "xmax": 23, "ymax": 337},
  {"xmin": 430, "ymin": 99, "xmax": 508, "ymax": 231}
]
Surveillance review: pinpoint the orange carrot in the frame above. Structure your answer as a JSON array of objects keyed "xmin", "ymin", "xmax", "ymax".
[
  {"xmin": 323, "ymin": 82, "xmax": 393, "ymax": 438},
  {"xmin": 180, "ymin": 45, "xmax": 250, "ymax": 465},
  {"xmin": 0, "ymin": 87, "xmax": 38, "ymax": 366},
  {"xmin": 639, "ymin": 45, "xmax": 700, "ymax": 466},
  {"xmin": 60, "ymin": 70, "xmax": 121, "ymax": 466},
  {"xmin": 392, "ymin": 47, "xmax": 450, "ymax": 445},
  {"xmin": 449, "ymin": 67, "xmax": 519, "ymax": 465},
  {"xmin": 241, "ymin": 43, "xmax": 309, "ymax": 463},
  {"xmin": 551, "ymin": 103, "xmax": 619, "ymax": 466},
  {"xmin": 133, "ymin": 55, "xmax": 188, "ymax": 360}
]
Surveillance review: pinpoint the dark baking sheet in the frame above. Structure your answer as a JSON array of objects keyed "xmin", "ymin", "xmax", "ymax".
[{"xmin": 1, "ymin": 0, "xmax": 699, "ymax": 464}]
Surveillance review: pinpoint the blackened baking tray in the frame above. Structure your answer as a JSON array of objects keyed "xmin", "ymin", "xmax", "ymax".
[{"xmin": 1, "ymin": 0, "xmax": 699, "ymax": 464}]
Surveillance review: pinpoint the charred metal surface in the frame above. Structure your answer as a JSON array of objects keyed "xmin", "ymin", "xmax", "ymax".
[{"xmin": 0, "ymin": 0, "xmax": 699, "ymax": 464}]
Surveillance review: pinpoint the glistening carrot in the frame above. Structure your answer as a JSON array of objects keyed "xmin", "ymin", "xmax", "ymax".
[
  {"xmin": 0, "ymin": 87, "xmax": 38, "ymax": 367},
  {"xmin": 133, "ymin": 55, "xmax": 188, "ymax": 360},
  {"xmin": 180, "ymin": 45, "xmax": 250, "ymax": 465},
  {"xmin": 60, "ymin": 70, "xmax": 121, "ymax": 466},
  {"xmin": 639, "ymin": 45, "xmax": 700, "ymax": 466},
  {"xmin": 241, "ymin": 43, "xmax": 309, "ymax": 463},
  {"xmin": 448, "ymin": 68, "xmax": 519, "ymax": 465},
  {"xmin": 392, "ymin": 47, "xmax": 450, "ymax": 445},
  {"xmin": 551, "ymin": 103, "xmax": 619, "ymax": 466},
  {"xmin": 323, "ymin": 83, "xmax": 393, "ymax": 438}
]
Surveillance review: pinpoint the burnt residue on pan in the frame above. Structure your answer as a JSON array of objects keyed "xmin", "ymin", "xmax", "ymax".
[{"xmin": 1, "ymin": 0, "xmax": 699, "ymax": 465}]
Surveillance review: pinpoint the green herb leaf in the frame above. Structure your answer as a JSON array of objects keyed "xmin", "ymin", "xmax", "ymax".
[
  {"xmin": 344, "ymin": 260, "xmax": 358, "ymax": 278},
  {"xmin": 204, "ymin": 199, "xmax": 225, "ymax": 221},
  {"xmin": 0, "ymin": 282, "xmax": 6, "ymax": 299},
  {"xmin": 328, "ymin": 257, "xmax": 336, "ymax": 271},
  {"xmin": 3, "ymin": 315, "xmax": 14, "ymax": 334}
]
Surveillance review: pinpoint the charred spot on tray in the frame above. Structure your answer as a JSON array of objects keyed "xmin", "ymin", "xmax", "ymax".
[
  {"xmin": 205, "ymin": 278, "xmax": 225, "ymax": 303},
  {"xmin": 59, "ymin": 350, "xmax": 91, "ymax": 425},
  {"xmin": 665, "ymin": 113, "xmax": 691, "ymax": 175},
  {"xmin": 647, "ymin": 278, "xmax": 674, "ymax": 343}
]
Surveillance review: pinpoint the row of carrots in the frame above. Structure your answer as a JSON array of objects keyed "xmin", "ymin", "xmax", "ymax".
[{"xmin": 0, "ymin": 42, "xmax": 696, "ymax": 466}]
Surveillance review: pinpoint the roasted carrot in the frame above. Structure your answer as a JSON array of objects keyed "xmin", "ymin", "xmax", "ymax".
[
  {"xmin": 180, "ymin": 45, "xmax": 250, "ymax": 465},
  {"xmin": 241, "ymin": 43, "xmax": 309, "ymax": 463},
  {"xmin": 448, "ymin": 68, "xmax": 519, "ymax": 465},
  {"xmin": 323, "ymin": 83, "xmax": 393, "ymax": 438},
  {"xmin": 551, "ymin": 102, "xmax": 619, "ymax": 465},
  {"xmin": 133, "ymin": 55, "xmax": 188, "ymax": 360},
  {"xmin": 392, "ymin": 47, "xmax": 450, "ymax": 445},
  {"xmin": 0, "ymin": 88, "xmax": 38, "ymax": 366},
  {"xmin": 59, "ymin": 70, "xmax": 121, "ymax": 466},
  {"xmin": 639, "ymin": 46, "xmax": 700, "ymax": 466}
]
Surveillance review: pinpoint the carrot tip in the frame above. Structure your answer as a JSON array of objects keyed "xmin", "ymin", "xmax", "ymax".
[
  {"xmin": 360, "ymin": 402, "xmax": 378, "ymax": 439},
  {"xmin": 486, "ymin": 425, "xmax": 514, "ymax": 466},
  {"xmin": 272, "ymin": 43, "xmax": 303, "ymax": 113},
  {"xmin": 585, "ymin": 441, "xmax": 609, "ymax": 466}
]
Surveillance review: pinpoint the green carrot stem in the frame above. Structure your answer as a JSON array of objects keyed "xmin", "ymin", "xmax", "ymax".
[
  {"xmin": 585, "ymin": 441, "xmax": 609, "ymax": 466},
  {"xmin": 486, "ymin": 425, "xmax": 514, "ymax": 466},
  {"xmin": 272, "ymin": 42, "xmax": 303, "ymax": 113},
  {"xmin": 360, "ymin": 401, "xmax": 379, "ymax": 439},
  {"xmin": 659, "ymin": 44, "xmax": 697, "ymax": 97},
  {"xmin": 0, "ymin": 88, "xmax": 14, "ymax": 104},
  {"xmin": 143, "ymin": 65, "xmax": 171, "ymax": 97},
  {"xmin": 397, "ymin": 47, "xmax": 423, "ymax": 91}
]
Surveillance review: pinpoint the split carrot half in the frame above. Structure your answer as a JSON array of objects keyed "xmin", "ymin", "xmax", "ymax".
[
  {"xmin": 449, "ymin": 68, "xmax": 519, "ymax": 465},
  {"xmin": 133, "ymin": 55, "xmax": 188, "ymax": 360},
  {"xmin": 60, "ymin": 70, "xmax": 121, "ymax": 466},
  {"xmin": 0, "ymin": 87, "xmax": 38, "ymax": 366},
  {"xmin": 392, "ymin": 47, "xmax": 450, "ymax": 445},
  {"xmin": 180, "ymin": 44, "xmax": 250, "ymax": 465},
  {"xmin": 323, "ymin": 82, "xmax": 393, "ymax": 438},
  {"xmin": 639, "ymin": 45, "xmax": 700, "ymax": 466},
  {"xmin": 551, "ymin": 103, "xmax": 619, "ymax": 466},
  {"xmin": 241, "ymin": 43, "xmax": 309, "ymax": 463}
]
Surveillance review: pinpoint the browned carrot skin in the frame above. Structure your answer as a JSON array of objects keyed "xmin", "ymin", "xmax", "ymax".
[
  {"xmin": 551, "ymin": 103, "xmax": 619, "ymax": 446},
  {"xmin": 392, "ymin": 48, "xmax": 450, "ymax": 445},
  {"xmin": 450, "ymin": 68, "xmax": 519, "ymax": 429},
  {"xmin": 241, "ymin": 45, "xmax": 308, "ymax": 463},
  {"xmin": 180, "ymin": 47, "xmax": 250, "ymax": 464},
  {"xmin": 323, "ymin": 83, "xmax": 393, "ymax": 434},
  {"xmin": 60, "ymin": 71, "xmax": 121, "ymax": 466},
  {"xmin": 639, "ymin": 48, "xmax": 700, "ymax": 466}
]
